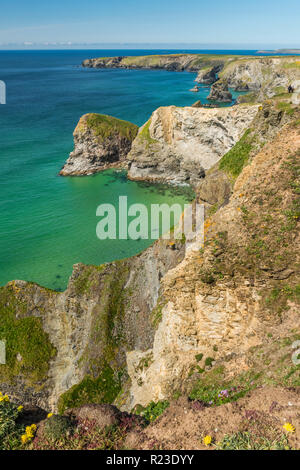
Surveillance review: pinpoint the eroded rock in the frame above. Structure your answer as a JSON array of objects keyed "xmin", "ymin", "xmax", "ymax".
[{"xmin": 60, "ymin": 113, "xmax": 138, "ymax": 176}]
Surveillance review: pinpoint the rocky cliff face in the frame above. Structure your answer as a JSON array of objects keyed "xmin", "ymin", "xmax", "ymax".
[
  {"xmin": 126, "ymin": 121, "xmax": 300, "ymax": 408},
  {"xmin": 82, "ymin": 54, "xmax": 232, "ymax": 72},
  {"xmin": 1, "ymin": 89, "xmax": 299, "ymax": 418},
  {"xmin": 127, "ymin": 104, "xmax": 260, "ymax": 185},
  {"xmin": 82, "ymin": 54, "xmax": 300, "ymax": 105},
  {"xmin": 60, "ymin": 113, "xmax": 138, "ymax": 176},
  {"xmin": 207, "ymin": 79, "xmax": 232, "ymax": 102},
  {"xmin": 220, "ymin": 57, "xmax": 300, "ymax": 101},
  {"xmin": 0, "ymin": 239, "xmax": 185, "ymax": 412}
]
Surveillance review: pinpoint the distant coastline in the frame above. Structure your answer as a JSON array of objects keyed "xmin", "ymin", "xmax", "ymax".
[{"xmin": 258, "ymin": 48, "xmax": 300, "ymax": 54}]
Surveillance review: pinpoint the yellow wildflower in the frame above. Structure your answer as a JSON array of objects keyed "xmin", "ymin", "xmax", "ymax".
[
  {"xmin": 0, "ymin": 394, "xmax": 10, "ymax": 402},
  {"xmin": 21, "ymin": 434, "xmax": 29, "ymax": 445},
  {"xmin": 47, "ymin": 412, "xmax": 53, "ymax": 418},
  {"xmin": 25, "ymin": 424, "xmax": 36, "ymax": 439},
  {"xmin": 283, "ymin": 422, "xmax": 295, "ymax": 433},
  {"xmin": 18, "ymin": 405, "xmax": 23, "ymax": 412},
  {"xmin": 203, "ymin": 435, "xmax": 212, "ymax": 446}
]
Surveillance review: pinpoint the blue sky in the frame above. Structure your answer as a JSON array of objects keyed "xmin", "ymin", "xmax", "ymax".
[{"xmin": 0, "ymin": 0, "xmax": 299, "ymax": 48}]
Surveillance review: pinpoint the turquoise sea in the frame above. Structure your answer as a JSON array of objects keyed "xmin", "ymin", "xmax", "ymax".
[{"xmin": 0, "ymin": 49, "xmax": 256, "ymax": 291}]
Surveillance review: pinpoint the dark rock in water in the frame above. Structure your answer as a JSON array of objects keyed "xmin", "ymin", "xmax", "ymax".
[
  {"xmin": 191, "ymin": 100, "xmax": 202, "ymax": 108},
  {"xmin": 189, "ymin": 85, "xmax": 199, "ymax": 92},
  {"xmin": 208, "ymin": 79, "xmax": 232, "ymax": 103}
]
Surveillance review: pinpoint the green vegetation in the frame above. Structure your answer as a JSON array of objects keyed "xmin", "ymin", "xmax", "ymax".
[
  {"xmin": 151, "ymin": 296, "xmax": 167, "ymax": 328},
  {"xmin": 59, "ymin": 261, "xmax": 130, "ymax": 413},
  {"xmin": 195, "ymin": 353, "xmax": 203, "ymax": 362},
  {"xmin": 73, "ymin": 264, "xmax": 105, "ymax": 296},
  {"xmin": 138, "ymin": 119, "xmax": 158, "ymax": 146},
  {"xmin": 276, "ymin": 101, "xmax": 295, "ymax": 115},
  {"xmin": 0, "ymin": 286, "xmax": 56, "ymax": 384},
  {"xmin": 135, "ymin": 400, "xmax": 170, "ymax": 423},
  {"xmin": 43, "ymin": 415, "xmax": 74, "ymax": 441},
  {"xmin": 32, "ymin": 422, "xmax": 128, "ymax": 450},
  {"xmin": 80, "ymin": 113, "xmax": 138, "ymax": 142},
  {"xmin": 58, "ymin": 365, "xmax": 124, "ymax": 414},
  {"xmin": 189, "ymin": 333, "xmax": 300, "ymax": 408},
  {"xmin": 204, "ymin": 357, "xmax": 214, "ymax": 367},
  {"xmin": 189, "ymin": 368, "xmax": 253, "ymax": 406},
  {"xmin": 216, "ymin": 431, "xmax": 290, "ymax": 450},
  {"xmin": 283, "ymin": 61, "xmax": 300, "ymax": 69},
  {"xmin": 0, "ymin": 395, "xmax": 25, "ymax": 450},
  {"xmin": 219, "ymin": 129, "xmax": 256, "ymax": 178}
]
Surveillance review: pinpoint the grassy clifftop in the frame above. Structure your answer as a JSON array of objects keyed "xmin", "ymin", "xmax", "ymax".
[{"xmin": 75, "ymin": 113, "xmax": 138, "ymax": 142}]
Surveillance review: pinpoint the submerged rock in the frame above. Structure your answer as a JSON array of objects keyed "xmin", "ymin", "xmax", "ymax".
[{"xmin": 60, "ymin": 113, "xmax": 138, "ymax": 176}]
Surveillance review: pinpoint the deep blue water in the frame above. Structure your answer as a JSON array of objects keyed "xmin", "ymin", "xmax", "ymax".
[{"xmin": 0, "ymin": 49, "xmax": 289, "ymax": 291}]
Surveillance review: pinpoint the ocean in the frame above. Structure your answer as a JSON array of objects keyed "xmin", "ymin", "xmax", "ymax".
[{"xmin": 0, "ymin": 49, "xmax": 273, "ymax": 291}]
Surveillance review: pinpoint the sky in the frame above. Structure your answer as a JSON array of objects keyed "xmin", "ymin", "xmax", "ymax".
[{"xmin": 0, "ymin": 0, "xmax": 299, "ymax": 49}]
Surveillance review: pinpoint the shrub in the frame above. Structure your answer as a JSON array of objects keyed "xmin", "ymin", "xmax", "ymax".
[
  {"xmin": 0, "ymin": 392, "xmax": 24, "ymax": 450},
  {"xmin": 136, "ymin": 400, "xmax": 170, "ymax": 423},
  {"xmin": 43, "ymin": 415, "xmax": 74, "ymax": 441}
]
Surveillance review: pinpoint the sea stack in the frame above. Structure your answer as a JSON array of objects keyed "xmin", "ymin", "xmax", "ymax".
[
  {"xmin": 60, "ymin": 113, "xmax": 138, "ymax": 176},
  {"xmin": 208, "ymin": 79, "xmax": 233, "ymax": 103}
]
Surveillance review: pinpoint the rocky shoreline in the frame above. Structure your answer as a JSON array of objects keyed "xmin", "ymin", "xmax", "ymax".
[{"xmin": 83, "ymin": 53, "xmax": 300, "ymax": 103}]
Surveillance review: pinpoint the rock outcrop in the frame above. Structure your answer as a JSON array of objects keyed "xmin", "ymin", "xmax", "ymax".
[
  {"xmin": 126, "ymin": 121, "xmax": 300, "ymax": 408},
  {"xmin": 127, "ymin": 104, "xmax": 260, "ymax": 185},
  {"xmin": 195, "ymin": 65, "xmax": 221, "ymax": 84},
  {"xmin": 221, "ymin": 57, "xmax": 300, "ymax": 101},
  {"xmin": 60, "ymin": 113, "xmax": 138, "ymax": 176},
  {"xmin": 82, "ymin": 54, "xmax": 230, "ymax": 73},
  {"xmin": 207, "ymin": 79, "xmax": 233, "ymax": 102}
]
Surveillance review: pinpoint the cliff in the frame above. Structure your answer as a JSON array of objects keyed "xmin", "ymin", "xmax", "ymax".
[
  {"xmin": 60, "ymin": 113, "xmax": 138, "ymax": 176},
  {"xmin": 82, "ymin": 53, "xmax": 234, "ymax": 72},
  {"xmin": 1, "ymin": 62, "xmax": 300, "ymax": 449},
  {"xmin": 1, "ymin": 99, "xmax": 298, "ymax": 417},
  {"xmin": 82, "ymin": 54, "xmax": 300, "ymax": 103},
  {"xmin": 127, "ymin": 104, "xmax": 260, "ymax": 185}
]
